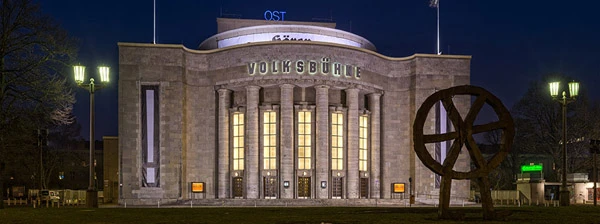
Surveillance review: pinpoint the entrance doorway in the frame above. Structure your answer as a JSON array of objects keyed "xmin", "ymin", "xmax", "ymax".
[
  {"xmin": 332, "ymin": 177, "xmax": 343, "ymax": 198},
  {"xmin": 298, "ymin": 177, "xmax": 311, "ymax": 198},
  {"xmin": 360, "ymin": 178, "xmax": 369, "ymax": 198},
  {"xmin": 263, "ymin": 176, "xmax": 277, "ymax": 199},
  {"xmin": 232, "ymin": 177, "xmax": 243, "ymax": 198}
]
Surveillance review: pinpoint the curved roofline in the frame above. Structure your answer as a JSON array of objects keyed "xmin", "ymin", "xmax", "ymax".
[
  {"xmin": 118, "ymin": 41, "xmax": 471, "ymax": 61},
  {"xmin": 198, "ymin": 24, "xmax": 377, "ymax": 51}
]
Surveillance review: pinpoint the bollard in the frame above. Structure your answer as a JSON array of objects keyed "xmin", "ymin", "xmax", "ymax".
[
  {"xmin": 190, "ymin": 200, "xmax": 193, "ymax": 208},
  {"xmin": 158, "ymin": 200, "xmax": 160, "ymax": 208},
  {"xmin": 124, "ymin": 201, "xmax": 127, "ymax": 208},
  {"xmin": 462, "ymin": 199, "xmax": 465, "ymax": 207}
]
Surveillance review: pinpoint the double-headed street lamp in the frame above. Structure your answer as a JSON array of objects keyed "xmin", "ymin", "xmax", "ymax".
[
  {"xmin": 549, "ymin": 80, "xmax": 579, "ymax": 206},
  {"xmin": 74, "ymin": 65, "xmax": 110, "ymax": 208}
]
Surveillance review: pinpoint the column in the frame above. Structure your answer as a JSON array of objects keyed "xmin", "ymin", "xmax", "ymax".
[
  {"xmin": 279, "ymin": 84, "xmax": 295, "ymax": 198},
  {"xmin": 315, "ymin": 85, "xmax": 329, "ymax": 199},
  {"xmin": 217, "ymin": 88, "xmax": 231, "ymax": 198},
  {"xmin": 346, "ymin": 88, "xmax": 360, "ymax": 198},
  {"xmin": 368, "ymin": 93, "xmax": 382, "ymax": 198},
  {"xmin": 246, "ymin": 85, "xmax": 260, "ymax": 198}
]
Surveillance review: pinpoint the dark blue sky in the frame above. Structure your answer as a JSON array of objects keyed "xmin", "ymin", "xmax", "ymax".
[{"xmin": 37, "ymin": 0, "xmax": 600, "ymax": 140}]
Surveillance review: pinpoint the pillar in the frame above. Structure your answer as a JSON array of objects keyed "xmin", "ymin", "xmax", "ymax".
[
  {"xmin": 217, "ymin": 88, "xmax": 231, "ymax": 198},
  {"xmin": 280, "ymin": 84, "xmax": 294, "ymax": 198},
  {"xmin": 246, "ymin": 86, "xmax": 260, "ymax": 198},
  {"xmin": 346, "ymin": 88, "xmax": 360, "ymax": 198},
  {"xmin": 368, "ymin": 93, "xmax": 381, "ymax": 198},
  {"xmin": 315, "ymin": 85, "xmax": 329, "ymax": 199}
]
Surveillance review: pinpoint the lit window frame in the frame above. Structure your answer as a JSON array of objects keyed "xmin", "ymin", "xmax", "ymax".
[
  {"xmin": 359, "ymin": 114, "xmax": 369, "ymax": 172},
  {"xmin": 231, "ymin": 111, "xmax": 245, "ymax": 171},
  {"xmin": 262, "ymin": 110, "xmax": 278, "ymax": 170},
  {"xmin": 297, "ymin": 110, "xmax": 313, "ymax": 170},
  {"xmin": 331, "ymin": 111, "xmax": 344, "ymax": 171}
]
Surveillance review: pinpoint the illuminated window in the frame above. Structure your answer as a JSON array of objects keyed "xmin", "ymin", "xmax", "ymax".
[
  {"xmin": 331, "ymin": 112, "xmax": 344, "ymax": 170},
  {"xmin": 263, "ymin": 111, "xmax": 277, "ymax": 170},
  {"xmin": 298, "ymin": 111, "xmax": 312, "ymax": 170},
  {"xmin": 142, "ymin": 85, "xmax": 159, "ymax": 187},
  {"xmin": 359, "ymin": 115, "xmax": 368, "ymax": 171},
  {"xmin": 233, "ymin": 113, "xmax": 245, "ymax": 170}
]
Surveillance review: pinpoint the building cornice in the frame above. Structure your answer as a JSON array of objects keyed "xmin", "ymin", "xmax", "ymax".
[{"xmin": 117, "ymin": 42, "xmax": 471, "ymax": 62}]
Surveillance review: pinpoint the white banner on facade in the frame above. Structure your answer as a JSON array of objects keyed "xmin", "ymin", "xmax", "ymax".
[{"xmin": 218, "ymin": 32, "xmax": 363, "ymax": 49}]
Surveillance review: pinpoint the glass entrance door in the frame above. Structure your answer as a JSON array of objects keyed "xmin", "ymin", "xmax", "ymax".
[
  {"xmin": 360, "ymin": 178, "xmax": 369, "ymax": 198},
  {"xmin": 298, "ymin": 177, "xmax": 311, "ymax": 198},
  {"xmin": 232, "ymin": 177, "xmax": 243, "ymax": 198},
  {"xmin": 332, "ymin": 177, "xmax": 343, "ymax": 198},
  {"xmin": 263, "ymin": 176, "xmax": 277, "ymax": 199}
]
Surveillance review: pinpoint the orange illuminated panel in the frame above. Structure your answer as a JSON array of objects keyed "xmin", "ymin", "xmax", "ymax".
[
  {"xmin": 192, "ymin": 182, "xmax": 205, "ymax": 193},
  {"xmin": 393, "ymin": 183, "xmax": 405, "ymax": 193}
]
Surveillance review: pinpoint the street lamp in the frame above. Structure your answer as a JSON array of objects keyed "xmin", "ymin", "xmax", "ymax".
[
  {"xmin": 548, "ymin": 80, "xmax": 579, "ymax": 206},
  {"xmin": 74, "ymin": 65, "xmax": 109, "ymax": 208}
]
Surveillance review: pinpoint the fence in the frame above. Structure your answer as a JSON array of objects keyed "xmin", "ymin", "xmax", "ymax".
[{"xmin": 4, "ymin": 189, "xmax": 103, "ymax": 207}]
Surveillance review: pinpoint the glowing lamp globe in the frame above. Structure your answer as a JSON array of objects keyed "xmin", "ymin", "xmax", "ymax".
[
  {"xmin": 98, "ymin": 66, "xmax": 110, "ymax": 83},
  {"xmin": 74, "ymin": 65, "xmax": 86, "ymax": 84},
  {"xmin": 549, "ymin": 82, "xmax": 560, "ymax": 98},
  {"xmin": 568, "ymin": 81, "xmax": 579, "ymax": 98}
]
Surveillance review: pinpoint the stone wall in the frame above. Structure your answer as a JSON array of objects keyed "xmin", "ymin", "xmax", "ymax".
[{"xmin": 118, "ymin": 41, "xmax": 471, "ymax": 204}]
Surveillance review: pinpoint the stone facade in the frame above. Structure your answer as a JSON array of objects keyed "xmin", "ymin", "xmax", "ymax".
[{"xmin": 118, "ymin": 19, "xmax": 471, "ymax": 205}]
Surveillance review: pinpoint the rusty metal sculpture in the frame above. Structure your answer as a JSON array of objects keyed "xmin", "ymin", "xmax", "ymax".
[{"xmin": 413, "ymin": 85, "xmax": 514, "ymax": 220}]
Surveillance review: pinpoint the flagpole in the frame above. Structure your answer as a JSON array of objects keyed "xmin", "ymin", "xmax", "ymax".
[
  {"xmin": 153, "ymin": 0, "xmax": 156, "ymax": 44},
  {"xmin": 437, "ymin": 0, "xmax": 440, "ymax": 55},
  {"xmin": 430, "ymin": 0, "xmax": 441, "ymax": 55}
]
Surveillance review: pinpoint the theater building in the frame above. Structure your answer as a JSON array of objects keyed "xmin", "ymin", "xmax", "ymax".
[{"xmin": 118, "ymin": 18, "xmax": 471, "ymax": 205}]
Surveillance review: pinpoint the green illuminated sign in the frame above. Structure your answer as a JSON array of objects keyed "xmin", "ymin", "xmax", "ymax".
[{"xmin": 521, "ymin": 164, "xmax": 543, "ymax": 172}]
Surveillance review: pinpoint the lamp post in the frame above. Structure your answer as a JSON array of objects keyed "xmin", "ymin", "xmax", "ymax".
[
  {"xmin": 74, "ymin": 65, "xmax": 109, "ymax": 208},
  {"xmin": 548, "ymin": 80, "xmax": 579, "ymax": 206},
  {"xmin": 590, "ymin": 139, "xmax": 600, "ymax": 206}
]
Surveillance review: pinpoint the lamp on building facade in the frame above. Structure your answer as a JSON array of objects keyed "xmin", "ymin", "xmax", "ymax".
[
  {"xmin": 74, "ymin": 65, "xmax": 110, "ymax": 208},
  {"xmin": 548, "ymin": 80, "xmax": 579, "ymax": 206}
]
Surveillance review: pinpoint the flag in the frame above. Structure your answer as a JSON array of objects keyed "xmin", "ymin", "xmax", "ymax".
[{"xmin": 430, "ymin": 0, "xmax": 439, "ymax": 8}]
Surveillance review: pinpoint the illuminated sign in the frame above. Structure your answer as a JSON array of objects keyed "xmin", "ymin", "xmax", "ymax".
[
  {"xmin": 521, "ymin": 164, "xmax": 543, "ymax": 172},
  {"xmin": 393, "ymin": 183, "xmax": 405, "ymax": 193},
  {"xmin": 247, "ymin": 58, "xmax": 361, "ymax": 79},
  {"xmin": 191, "ymin": 182, "xmax": 205, "ymax": 193},
  {"xmin": 217, "ymin": 32, "xmax": 363, "ymax": 49},
  {"xmin": 264, "ymin": 10, "xmax": 286, "ymax": 21}
]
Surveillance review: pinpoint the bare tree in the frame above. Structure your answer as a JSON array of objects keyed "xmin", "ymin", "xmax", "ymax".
[
  {"xmin": 512, "ymin": 75, "xmax": 599, "ymax": 184},
  {"xmin": 0, "ymin": 0, "xmax": 78, "ymax": 209},
  {"xmin": 483, "ymin": 129, "xmax": 518, "ymax": 190}
]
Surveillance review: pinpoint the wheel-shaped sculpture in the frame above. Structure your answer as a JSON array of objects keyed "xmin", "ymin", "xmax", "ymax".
[{"xmin": 413, "ymin": 85, "xmax": 514, "ymax": 220}]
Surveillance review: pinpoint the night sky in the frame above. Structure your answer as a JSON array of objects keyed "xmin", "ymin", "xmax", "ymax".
[{"xmin": 37, "ymin": 0, "xmax": 600, "ymax": 140}]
